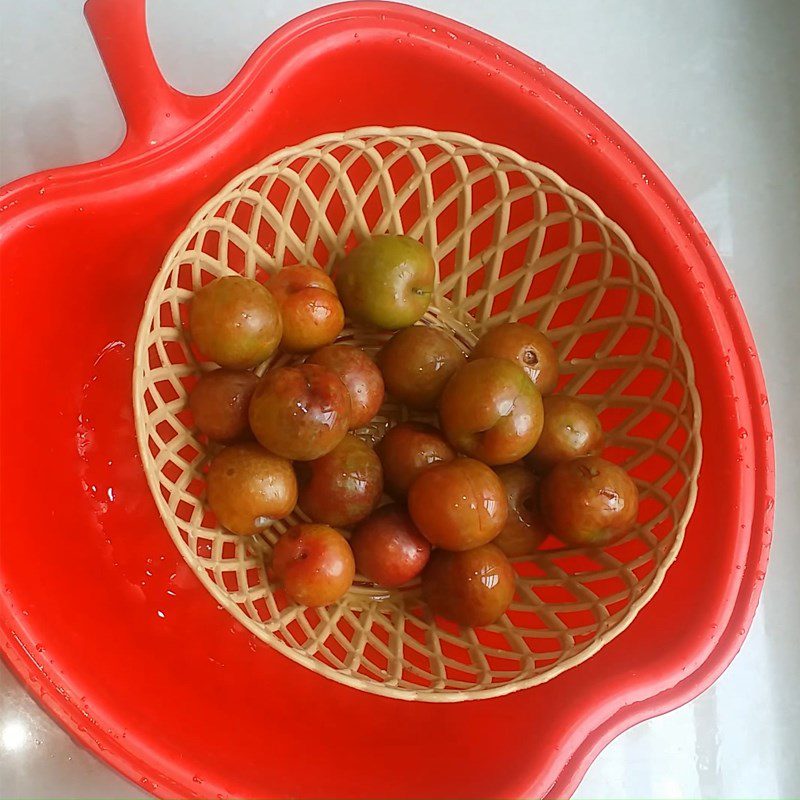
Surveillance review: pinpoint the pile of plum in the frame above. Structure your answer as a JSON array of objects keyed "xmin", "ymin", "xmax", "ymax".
[{"xmin": 186, "ymin": 235, "xmax": 638, "ymax": 628}]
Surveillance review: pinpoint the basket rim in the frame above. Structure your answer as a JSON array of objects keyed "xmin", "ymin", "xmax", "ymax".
[{"xmin": 133, "ymin": 125, "xmax": 703, "ymax": 702}]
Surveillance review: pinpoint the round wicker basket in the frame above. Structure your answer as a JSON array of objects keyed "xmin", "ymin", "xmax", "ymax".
[{"xmin": 133, "ymin": 127, "xmax": 701, "ymax": 701}]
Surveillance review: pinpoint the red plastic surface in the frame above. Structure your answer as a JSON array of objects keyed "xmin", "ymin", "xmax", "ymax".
[{"xmin": 0, "ymin": 1, "xmax": 774, "ymax": 798}]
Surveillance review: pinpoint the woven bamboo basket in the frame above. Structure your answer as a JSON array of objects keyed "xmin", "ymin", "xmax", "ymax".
[{"xmin": 133, "ymin": 127, "xmax": 701, "ymax": 702}]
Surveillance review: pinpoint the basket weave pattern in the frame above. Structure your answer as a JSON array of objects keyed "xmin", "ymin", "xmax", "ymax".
[{"xmin": 134, "ymin": 128, "xmax": 701, "ymax": 701}]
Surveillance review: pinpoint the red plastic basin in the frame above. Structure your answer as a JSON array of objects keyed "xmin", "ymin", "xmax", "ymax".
[{"xmin": 0, "ymin": 1, "xmax": 774, "ymax": 797}]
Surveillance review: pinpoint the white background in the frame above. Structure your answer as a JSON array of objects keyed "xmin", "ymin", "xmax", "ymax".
[{"xmin": 1, "ymin": 1, "xmax": 798, "ymax": 797}]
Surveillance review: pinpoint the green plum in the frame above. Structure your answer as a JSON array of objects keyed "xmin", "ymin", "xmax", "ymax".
[{"xmin": 335, "ymin": 235, "xmax": 435, "ymax": 329}]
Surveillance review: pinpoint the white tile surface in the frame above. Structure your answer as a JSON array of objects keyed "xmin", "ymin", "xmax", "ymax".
[{"xmin": 1, "ymin": 1, "xmax": 798, "ymax": 797}]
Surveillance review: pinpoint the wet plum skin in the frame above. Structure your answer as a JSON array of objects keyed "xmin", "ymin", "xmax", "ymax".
[
  {"xmin": 471, "ymin": 322, "xmax": 559, "ymax": 395},
  {"xmin": 377, "ymin": 422, "xmax": 456, "ymax": 500},
  {"xmin": 527, "ymin": 395, "xmax": 604, "ymax": 470},
  {"xmin": 206, "ymin": 442, "xmax": 297, "ymax": 535},
  {"xmin": 422, "ymin": 543, "xmax": 516, "ymax": 627},
  {"xmin": 540, "ymin": 456, "xmax": 639, "ymax": 546},
  {"xmin": 378, "ymin": 326, "xmax": 465, "ymax": 411},
  {"xmin": 297, "ymin": 434, "xmax": 383, "ymax": 527},
  {"xmin": 188, "ymin": 368, "xmax": 259, "ymax": 443},
  {"xmin": 270, "ymin": 524, "xmax": 355, "ymax": 607},
  {"xmin": 439, "ymin": 357, "xmax": 544, "ymax": 465},
  {"xmin": 350, "ymin": 504, "xmax": 431, "ymax": 588},
  {"xmin": 269, "ymin": 265, "xmax": 344, "ymax": 354},
  {"xmin": 307, "ymin": 344, "xmax": 385, "ymax": 429},
  {"xmin": 248, "ymin": 363, "xmax": 351, "ymax": 461},
  {"xmin": 335, "ymin": 235, "xmax": 435, "ymax": 330},
  {"xmin": 492, "ymin": 464, "xmax": 549, "ymax": 557},
  {"xmin": 407, "ymin": 457, "xmax": 508, "ymax": 551},
  {"xmin": 189, "ymin": 275, "xmax": 282, "ymax": 368}
]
